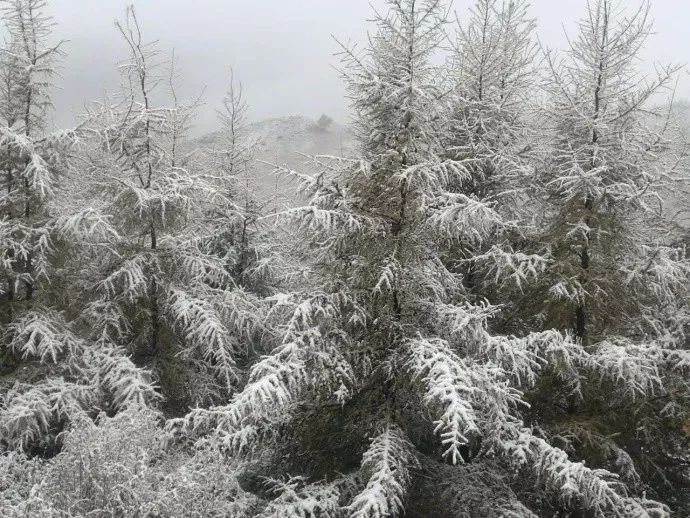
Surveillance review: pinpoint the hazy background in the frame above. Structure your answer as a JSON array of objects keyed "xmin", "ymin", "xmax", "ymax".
[{"xmin": 44, "ymin": 0, "xmax": 690, "ymax": 134}]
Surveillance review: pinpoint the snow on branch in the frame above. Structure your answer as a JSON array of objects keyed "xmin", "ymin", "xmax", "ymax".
[
  {"xmin": 278, "ymin": 292, "xmax": 338, "ymax": 343},
  {"xmin": 621, "ymin": 244, "xmax": 690, "ymax": 305},
  {"xmin": 171, "ymin": 325, "xmax": 355, "ymax": 454},
  {"xmin": 405, "ymin": 336, "xmax": 481, "ymax": 464},
  {"xmin": 469, "ymin": 244, "xmax": 550, "ymax": 290},
  {"xmin": 266, "ymin": 206, "xmax": 383, "ymax": 236},
  {"xmin": 0, "ymin": 125, "xmax": 55, "ymax": 199},
  {"xmin": 217, "ymin": 288, "xmax": 267, "ymax": 344},
  {"xmin": 479, "ymin": 331, "xmax": 585, "ymax": 391},
  {"xmin": 170, "ymin": 336, "xmax": 310, "ymax": 454},
  {"xmin": 406, "ymin": 335, "xmax": 533, "ymax": 456},
  {"xmin": 170, "ymin": 243, "xmax": 234, "ymax": 289},
  {"xmin": 6, "ymin": 309, "xmax": 80, "ymax": 363},
  {"xmin": 503, "ymin": 429, "xmax": 669, "ymax": 518},
  {"xmin": 373, "ymin": 255, "xmax": 400, "ymax": 297},
  {"xmin": 347, "ymin": 423, "xmax": 419, "ymax": 518},
  {"xmin": 52, "ymin": 208, "xmax": 119, "ymax": 241},
  {"xmin": 664, "ymin": 349, "xmax": 690, "ymax": 373},
  {"xmin": 98, "ymin": 253, "xmax": 154, "ymax": 303},
  {"xmin": 588, "ymin": 337, "xmax": 664, "ymax": 399},
  {"xmin": 435, "ymin": 300, "xmax": 499, "ymax": 344},
  {"xmin": 260, "ymin": 476, "xmax": 341, "ymax": 518},
  {"xmin": 78, "ymin": 346, "xmax": 160, "ymax": 410},
  {"xmin": 427, "ymin": 191, "xmax": 509, "ymax": 243},
  {"xmin": 0, "ymin": 379, "xmax": 96, "ymax": 450},
  {"xmin": 81, "ymin": 299, "xmax": 132, "ymax": 347},
  {"xmin": 222, "ymin": 330, "xmax": 317, "ymax": 427},
  {"xmin": 393, "ymin": 158, "xmax": 471, "ymax": 193},
  {"xmin": 166, "ymin": 288, "xmax": 240, "ymax": 388}
]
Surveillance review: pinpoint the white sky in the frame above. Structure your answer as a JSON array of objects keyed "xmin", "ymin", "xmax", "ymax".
[{"xmin": 45, "ymin": 0, "xmax": 690, "ymax": 134}]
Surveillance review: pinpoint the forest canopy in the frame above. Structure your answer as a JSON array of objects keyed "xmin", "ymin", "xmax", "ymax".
[{"xmin": 1, "ymin": 0, "xmax": 690, "ymax": 516}]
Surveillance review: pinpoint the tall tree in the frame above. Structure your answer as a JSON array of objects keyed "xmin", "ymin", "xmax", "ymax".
[
  {"xmin": 204, "ymin": 70, "xmax": 278, "ymax": 291},
  {"xmin": 171, "ymin": 1, "xmax": 668, "ymax": 516},
  {"xmin": 535, "ymin": 0, "xmax": 690, "ymax": 511},
  {"xmin": 442, "ymin": 0, "xmax": 545, "ymax": 317},
  {"xmin": 539, "ymin": 0, "xmax": 687, "ymax": 344},
  {"xmin": 0, "ymin": 0, "xmax": 65, "ymax": 330},
  {"xmin": 75, "ymin": 7, "xmax": 273, "ymax": 410},
  {"xmin": 0, "ymin": 1, "xmax": 159, "ymax": 456}
]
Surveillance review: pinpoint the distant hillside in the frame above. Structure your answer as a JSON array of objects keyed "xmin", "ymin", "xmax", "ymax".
[
  {"xmin": 195, "ymin": 115, "xmax": 355, "ymax": 205},
  {"xmin": 193, "ymin": 106, "xmax": 690, "ymax": 221}
]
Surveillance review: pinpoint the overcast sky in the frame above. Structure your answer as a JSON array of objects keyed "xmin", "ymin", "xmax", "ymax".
[{"xmin": 45, "ymin": 0, "xmax": 690, "ymax": 135}]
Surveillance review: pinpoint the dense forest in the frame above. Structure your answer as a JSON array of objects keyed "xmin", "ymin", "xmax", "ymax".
[{"xmin": 2, "ymin": 0, "xmax": 690, "ymax": 516}]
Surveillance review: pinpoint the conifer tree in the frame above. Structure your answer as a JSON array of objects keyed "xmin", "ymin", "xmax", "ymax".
[
  {"xmin": 203, "ymin": 70, "xmax": 279, "ymax": 294},
  {"xmin": 0, "ymin": 0, "xmax": 66, "ymax": 343},
  {"xmin": 1, "ymin": 0, "xmax": 688, "ymax": 515},
  {"xmin": 539, "ymin": 0, "xmax": 687, "ymax": 345},
  {"xmin": 171, "ymin": 1, "xmax": 669, "ymax": 515},
  {"xmin": 442, "ymin": 0, "xmax": 546, "ymax": 319},
  {"xmin": 75, "ymin": 7, "xmax": 274, "ymax": 410},
  {"xmin": 0, "ymin": 0, "xmax": 158, "ymax": 455},
  {"xmin": 532, "ymin": 0, "xmax": 690, "ymax": 511},
  {"xmin": 445, "ymin": 0, "xmax": 537, "ymax": 206}
]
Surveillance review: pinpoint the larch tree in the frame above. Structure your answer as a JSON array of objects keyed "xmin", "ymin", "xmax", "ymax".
[
  {"xmin": 445, "ymin": 0, "xmax": 538, "ymax": 205},
  {"xmin": 0, "ymin": 0, "xmax": 66, "ymax": 350},
  {"xmin": 0, "ymin": 0, "xmax": 159, "ymax": 456},
  {"xmin": 0, "ymin": 0, "xmax": 689, "ymax": 516},
  {"xmin": 441, "ymin": 0, "xmax": 547, "ymax": 323},
  {"xmin": 203, "ymin": 70, "xmax": 280, "ymax": 295},
  {"xmin": 170, "ymin": 1, "xmax": 670, "ymax": 516},
  {"xmin": 534, "ymin": 0, "xmax": 690, "ymax": 512},
  {"xmin": 74, "ymin": 6, "xmax": 274, "ymax": 412}
]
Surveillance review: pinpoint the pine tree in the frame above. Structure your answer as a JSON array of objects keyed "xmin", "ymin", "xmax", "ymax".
[{"xmin": 171, "ymin": 1, "xmax": 668, "ymax": 515}]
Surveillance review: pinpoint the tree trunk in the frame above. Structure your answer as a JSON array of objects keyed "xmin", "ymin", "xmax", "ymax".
[{"xmin": 148, "ymin": 222, "xmax": 159, "ymax": 355}]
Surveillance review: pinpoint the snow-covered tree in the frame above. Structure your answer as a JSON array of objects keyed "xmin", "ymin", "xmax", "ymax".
[
  {"xmin": 444, "ymin": 0, "xmax": 537, "ymax": 204},
  {"xmin": 441, "ymin": 0, "xmax": 547, "ymax": 321},
  {"xmin": 1, "ymin": 407, "xmax": 264, "ymax": 517},
  {"xmin": 0, "ymin": 0, "xmax": 159, "ymax": 455},
  {"xmin": 170, "ymin": 1, "xmax": 668, "ymax": 515},
  {"xmin": 202, "ymin": 70, "xmax": 280, "ymax": 293},
  {"xmin": 73, "ymin": 7, "xmax": 279, "ymax": 411},
  {"xmin": 0, "ymin": 0, "xmax": 66, "ymax": 342},
  {"xmin": 533, "ymin": 0, "xmax": 690, "ymax": 511},
  {"xmin": 1, "ymin": 0, "xmax": 689, "ymax": 515},
  {"xmin": 539, "ymin": 0, "xmax": 688, "ymax": 344}
]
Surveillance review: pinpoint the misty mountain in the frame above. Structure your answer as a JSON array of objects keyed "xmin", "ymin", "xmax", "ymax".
[
  {"xmin": 195, "ymin": 106, "xmax": 690, "ymax": 217},
  {"xmin": 196, "ymin": 115, "xmax": 355, "ymax": 204}
]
